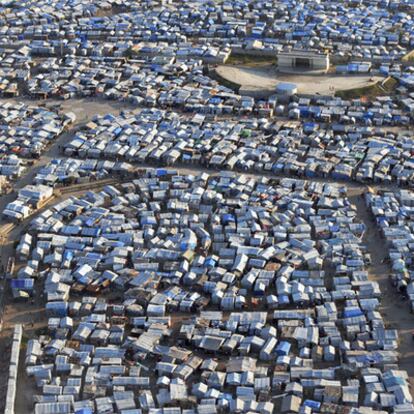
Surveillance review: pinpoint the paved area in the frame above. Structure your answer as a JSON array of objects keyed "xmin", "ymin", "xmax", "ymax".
[{"xmin": 216, "ymin": 64, "xmax": 384, "ymax": 96}]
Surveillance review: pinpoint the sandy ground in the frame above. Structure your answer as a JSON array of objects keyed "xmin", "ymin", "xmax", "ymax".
[{"xmin": 216, "ymin": 64, "xmax": 384, "ymax": 96}]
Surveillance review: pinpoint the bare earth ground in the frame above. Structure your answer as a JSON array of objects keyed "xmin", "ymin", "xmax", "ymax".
[{"xmin": 216, "ymin": 64, "xmax": 384, "ymax": 96}]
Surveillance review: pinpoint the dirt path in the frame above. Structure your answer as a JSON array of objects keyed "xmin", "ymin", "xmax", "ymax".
[{"xmin": 348, "ymin": 188, "xmax": 414, "ymax": 391}]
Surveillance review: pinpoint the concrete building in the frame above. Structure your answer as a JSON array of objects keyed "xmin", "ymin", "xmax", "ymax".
[{"xmin": 278, "ymin": 50, "xmax": 330, "ymax": 72}]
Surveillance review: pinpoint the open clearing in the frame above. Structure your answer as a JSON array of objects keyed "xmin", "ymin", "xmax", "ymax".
[{"xmin": 216, "ymin": 64, "xmax": 385, "ymax": 96}]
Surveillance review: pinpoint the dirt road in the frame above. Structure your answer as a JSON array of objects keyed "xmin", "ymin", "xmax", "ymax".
[{"xmin": 349, "ymin": 188, "xmax": 414, "ymax": 390}]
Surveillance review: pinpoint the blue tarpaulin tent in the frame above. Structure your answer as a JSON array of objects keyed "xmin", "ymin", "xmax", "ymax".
[
  {"xmin": 10, "ymin": 279, "xmax": 34, "ymax": 290},
  {"xmin": 276, "ymin": 341, "xmax": 291, "ymax": 356}
]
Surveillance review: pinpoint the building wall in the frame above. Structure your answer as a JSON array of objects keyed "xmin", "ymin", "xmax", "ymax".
[
  {"xmin": 278, "ymin": 54, "xmax": 329, "ymax": 71},
  {"xmin": 278, "ymin": 55, "xmax": 295, "ymax": 68},
  {"xmin": 308, "ymin": 55, "xmax": 329, "ymax": 70}
]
